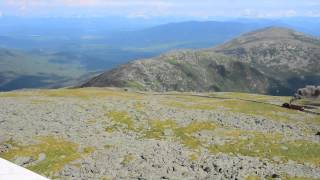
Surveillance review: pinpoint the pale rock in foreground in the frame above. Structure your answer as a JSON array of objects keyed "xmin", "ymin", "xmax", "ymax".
[{"xmin": 0, "ymin": 158, "xmax": 49, "ymax": 180}]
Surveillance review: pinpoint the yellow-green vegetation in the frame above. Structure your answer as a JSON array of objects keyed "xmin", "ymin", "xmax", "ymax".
[
  {"xmin": 0, "ymin": 91, "xmax": 36, "ymax": 97},
  {"xmin": 189, "ymin": 153, "xmax": 199, "ymax": 161},
  {"xmin": 142, "ymin": 119, "xmax": 177, "ymax": 139},
  {"xmin": 178, "ymin": 121, "xmax": 217, "ymax": 134},
  {"xmin": 133, "ymin": 101, "xmax": 145, "ymax": 112},
  {"xmin": 101, "ymin": 177, "xmax": 111, "ymax": 180},
  {"xmin": 105, "ymin": 109, "xmax": 319, "ymax": 167},
  {"xmin": 86, "ymin": 119, "xmax": 97, "ymax": 125},
  {"xmin": 299, "ymin": 100, "xmax": 320, "ymax": 125},
  {"xmin": 106, "ymin": 110, "xmax": 217, "ymax": 150},
  {"xmin": 0, "ymin": 88, "xmax": 143, "ymax": 100},
  {"xmin": 0, "ymin": 137, "xmax": 92, "ymax": 177},
  {"xmin": 104, "ymin": 144, "xmax": 114, "ymax": 149},
  {"xmin": 282, "ymin": 177, "xmax": 320, "ymax": 180},
  {"xmin": 107, "ymin": 111, "xmax": 136, "ymax": 131},
  {"xmin": 246, "ymin": 173, "xmax": 320, "ymax": 180},
  {"xmin": 121, "ymin": 154, "xmax": 135, "ymax": 166},
  {"xmin": 105, "ymin": 127, "xmax": 115, "ymax": 133},
  {"xmin": 265, "ymin": 173, "xmax": 320, "ymax": 180},
  {"xmin": 30, "ymin": 99, "xmax": 52, "ymax": 104},
  {"xmin": 162, "ymin": 94, "xmax": 306, "ymax": 123},
  {"xmin": 162, "ymin": 94, "xmax": 220, "ymax": 110},
  {"xmin": 83, "ymin": 147, "xmax": 95, "ymax": 154},
  {"xmin": 125, "ymin": 80, "xmax": 145, "ymax": 90},
  {"xmin": 297, "ymin": 99, "xmax": 320, "ymax": 110},
  {"xmin": 174, "ymin": 121, "xmax": 217, "ymax": 149},
  {"xmin": 246, "ymin": 175, "xmax": 261, "ymax": 180},
  {"xmin": 142, "ymin": 120, "xmax": 217, "ymax": 150},
  {"xmin": 38, "ymin": 88, "xmax": 142, "ymax": 100},
  {"xmin": 216, "ymin": 99, "xmax": 303, "ymax": 122},
  {"xmin": 210, "ymin": 92, "xmax": 290, "ymax": 104},
  {"xmin": 312, "ymin": 116, "xmax": 320, "ymax": 125},
  {"xmin": 163, "ymin": 100, "xmax": 215, "ymax": 111},
  {"xmin": 209, "ymin": 131, "xmax": 320, "ymax": 166},
  {"xmin": 140, "ymin": 120, "xmax": 216, "ymax": 150}
]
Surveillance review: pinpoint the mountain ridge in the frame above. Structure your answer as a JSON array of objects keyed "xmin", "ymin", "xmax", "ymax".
[{"xmin": 82, "ymin": 27, "xmax": 320, "ymax": 95}]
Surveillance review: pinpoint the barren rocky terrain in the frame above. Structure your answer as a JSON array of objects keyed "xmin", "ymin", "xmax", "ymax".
[{"xmin": 0, "ymin": 88, "xmax": 319, "ymax": 180}]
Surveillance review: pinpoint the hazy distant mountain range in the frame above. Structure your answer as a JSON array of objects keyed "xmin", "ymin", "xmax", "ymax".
[
  {"xmin": 82, "ymin": 27, "xmax": 320, "ymax": 95},
  {"xmin": 1, "ymin": 17, "xmax": 320, "ymax": 91},
  {"xmin": 0, "ymin": 48, "xmax": 96, "ymax": 91}
]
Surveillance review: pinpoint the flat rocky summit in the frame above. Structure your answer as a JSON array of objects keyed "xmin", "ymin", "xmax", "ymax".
[{"xmin": 0, "ymin": 88, "xmax": 319, "ymax": 179}]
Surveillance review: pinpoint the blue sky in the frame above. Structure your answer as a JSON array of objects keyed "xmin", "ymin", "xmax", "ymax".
[{"xmin": 0, "ymin": 0, "xmax": 319, "ymax": 19}]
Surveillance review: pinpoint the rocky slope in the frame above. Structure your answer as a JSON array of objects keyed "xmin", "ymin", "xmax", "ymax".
[
  {"xmin": 82, "ymin": 27, "xmax": 320, "ymax": 95},
  {"xmin": 0, "ymin": 88, "xmax": 320, "ymax": 179},
  {"xmin": 215, "ymin": 27, "xmax": 320, "ymax": 93}
]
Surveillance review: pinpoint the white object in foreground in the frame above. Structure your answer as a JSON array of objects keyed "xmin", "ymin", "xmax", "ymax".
[{"xmin": 0, "ymin": 158, "xmax": 49, "ymax": 180}]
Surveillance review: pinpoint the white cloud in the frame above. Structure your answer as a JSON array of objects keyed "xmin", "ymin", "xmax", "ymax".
[
  {"xmin": 242, "ymin": 9, "xmax": 297, "ymax": 18},
  {"xmin": 2, "ymin": 0, "xmax": 175, "ymax": 17},
  {"xmin": 0, "ymin": 0, "xmax": 320, "ymax": 18},
  {"xmin": 127, "ymin": 12, "xmax": 150, "ymax": 19},
  {"xmin": 5, "ymin": 0, "xmax": 173, "ymax": 8},
  {"xmin": 306, "ymin": 10, "xmax": 320, "ymax": 17}
]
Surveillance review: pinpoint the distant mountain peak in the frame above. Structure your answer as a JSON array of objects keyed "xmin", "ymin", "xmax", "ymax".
[
  {"xmin": 215, "ymin": 26, "xmax": 319, "ymax": 50},
  {"xmin": 82, "ymin": 27, "xmax": 320, "ymax": 95},
  {"xmin": 246, "ymin": 26, "xmax": 296, "ymax": 35},
  {"xmin": 237, "ymin": 26, "xmax": 308, "ymax": 40}
]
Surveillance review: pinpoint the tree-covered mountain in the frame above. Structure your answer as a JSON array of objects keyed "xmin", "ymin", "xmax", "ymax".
[
  {"xmin": 82, "ymin": 27, "xmax": 320, "ymax": 95},
  {"xmin": 0, "ymin": 48, "xmax": 95, "ymax": 91},
  {"xmin": 103, "ymin": 21, "xmax": 268, "ymax": 50}
]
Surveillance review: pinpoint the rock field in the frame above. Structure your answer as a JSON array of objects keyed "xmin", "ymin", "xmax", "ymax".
[{"xmin": 0, "ymin": 88, "xmax": 319, "ymax": 180}]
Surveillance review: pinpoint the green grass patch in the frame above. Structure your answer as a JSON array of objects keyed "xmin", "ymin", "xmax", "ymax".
[
  {"xmin": 246, "ymin": 175, "xmax": 261, "ymax": 180},
  {"xmin": 162, "ymin": 100, "xmax": 216, "ymax": 111},
  {"xmin": 209, "ymin": 132, "xmax": 320, "ymax": 166},
  {"xmin": 189, "ymin": 153, "xmax": 199, "ymax": 161},
  {"xmin": 167, "ymin": 59, "xmax": 179, "ymax": 65},
  {"xmin": 106, "ymin": 110, "xmax": 217, "ymax": 150},
  {"xmin": 0, "ymin": 92, "xmax": 35, "ymax": 98},
  {"xmin": 142, "ymin": 119, "xmax": 217, "ymax": 150},
  {"xmin": 86, "ymin": 119, "xmax": 97, "ymax": 125},
  {"xmin": 162, "ymin": 94, "xmax": 306, "ymax": 123},
  {"xmin": 38, "ymin": 88, "xmax": 142, "ymax": 100},
  {"xmin": 217, "ymin": 99, "xmax": 302, "ymax": 122},
  {"xmin": 125, "ymin": 80, "xmax": 145, "ymax": 90},
  {"xmin": 121, "ymin": 154, "xmax": 135, "ymax": 166},
  {"xmin": 210, "ymin": 92, "xmax": 290, "ymax": 104},
  {"xmin": 0, "ymin": 136, "xmax": 92, "ymax": 178},
  {"xmin": 265, "ymin": 173, "xmax": 320, "ymax": 180},
  {"xmin": 107, "ymin": 111, "xmax": 136, "ymax": 131},
  {"xmin": 142, "ymin": 119, "xmax": 177, "ymax": 139},
  {"xmin": 282, "ymin": 177, "xmax": 320, "ymax": 180},
  {"xmin": 104, "ymin": 144, "xmax": 114, "ymax": 149},
  {"xmin": 174, "ymin": 121, "xmax": 217, "ymax": 149},
  {"xmin": 311, "ymin": 116, "xmax": 320, "ymax": 125},
  {"xmin": 30, "ymin": 99, "xmax": 52, "ymax": 104}
]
